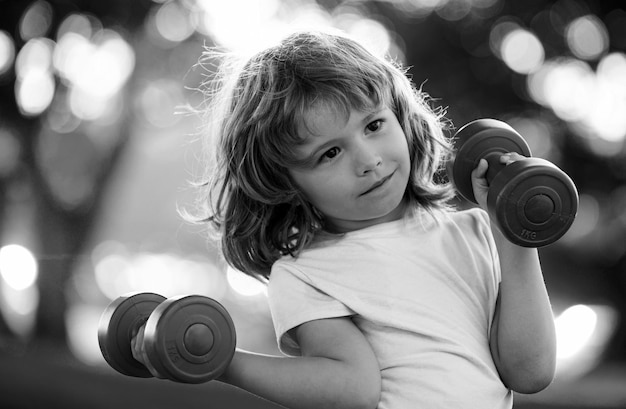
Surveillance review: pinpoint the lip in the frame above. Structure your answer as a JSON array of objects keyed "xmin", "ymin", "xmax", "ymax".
[{"xmin": 360, "ymin": 172, "xmax": 394, "ymax": 196}]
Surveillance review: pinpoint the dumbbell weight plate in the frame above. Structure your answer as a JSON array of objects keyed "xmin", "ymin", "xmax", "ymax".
[
  {"xmin": 448, "ymin": 119, "xmax": 532, "ymax": 204},
  {"xmin": 488, "ymin": 158, "xmax": 578, "ymax": 247},
  {"xmin": 98, "ymin": 292, "xmax": 167, "ymax": 377},
  {"xmin": 143, "ymin": 295, "xmax": 236, "ymax": 384}
]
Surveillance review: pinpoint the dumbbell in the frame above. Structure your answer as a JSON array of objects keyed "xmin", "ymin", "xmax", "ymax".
[
  {"xmin": 447, "ymin": 118, "xmax": 578, "ymax": 247},
  {"xmin": 98, "ymin": 292, "xmax": 236, "ymax": 384}
]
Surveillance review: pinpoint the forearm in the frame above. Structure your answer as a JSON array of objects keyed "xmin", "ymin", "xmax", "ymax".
[
  {"xmin": 490, "ymin": 227, "xmax": 557, "ymax": 393},
  {"xmin": 219, "ymin": 349, "xmax": 377, "ymax": 409}
]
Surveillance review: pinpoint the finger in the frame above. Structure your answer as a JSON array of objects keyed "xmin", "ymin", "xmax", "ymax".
[
  {"xmin": 472, "ymin": 158, "xmax": 488, "ymax": 179},
  {"xmin": 131, "ymin": 324, "xmax": 145, "ymax": 363},
  {"xmin": 500, "ymin": 152, "xmax": 525, "ymax": 165}
]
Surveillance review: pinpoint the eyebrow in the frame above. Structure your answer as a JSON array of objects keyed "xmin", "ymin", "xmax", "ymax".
[{"xmin": 291, "ymin": 142, "xmax": 331, "ymax": 168}]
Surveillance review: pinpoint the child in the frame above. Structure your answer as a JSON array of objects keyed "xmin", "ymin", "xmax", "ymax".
[{"xmin": 140, "ymin": 30, "xmax": 557, "ymax": 408}]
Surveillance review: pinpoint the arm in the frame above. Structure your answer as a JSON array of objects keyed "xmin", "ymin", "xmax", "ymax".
[
  {"xmin": 132, "ymin": 316, "xmax": 380, "ymax": 408},
  {"xmin": 472, "ymin": 157, "xmax": 557, "ymax": 394},
  {"xmin": 220, "ymin": 317, "xmax": 381, "ymax": 409}
]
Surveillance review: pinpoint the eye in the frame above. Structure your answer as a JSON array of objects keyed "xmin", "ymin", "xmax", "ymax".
[
  {"xmin": 321, "ymin": 147, "xmax": 341, "ymax": 162},
  {"xmin": 366, "ymin": 119, "xmax": 384, "ymax": 133}
]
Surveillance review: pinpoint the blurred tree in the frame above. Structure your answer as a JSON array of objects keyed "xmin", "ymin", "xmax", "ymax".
[
  {"xmin": 0, "ymin": 0, "xmax": 624, "ymax": 370},
  {"xmin": 0, "ymin": 0, "xmax": 152, "ymax": 350}
]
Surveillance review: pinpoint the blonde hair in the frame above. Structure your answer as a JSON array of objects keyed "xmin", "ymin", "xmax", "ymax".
[{"xmin": 198, "ymin": 31, "xmax": 453, "ymax": 281}]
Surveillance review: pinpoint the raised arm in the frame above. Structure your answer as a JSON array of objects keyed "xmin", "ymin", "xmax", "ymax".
[
  {"xmin": 486, "ymin": 230, "xmax": 556, "ymax": 393},
  {"xmin": 472, "ymin": 157, "xmax": 557, "ymax": 393}
]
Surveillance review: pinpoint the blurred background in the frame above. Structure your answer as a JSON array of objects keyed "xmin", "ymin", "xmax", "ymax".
[{"xmin": 0, "ymin": 0, "xmax": 625, "ymax": 408}]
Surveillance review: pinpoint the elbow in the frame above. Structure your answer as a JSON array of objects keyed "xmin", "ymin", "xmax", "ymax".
[
  {"xmin": 332, "ymin": 389, "xmax": 379, "ymax": 409},
  {"xmin": 503, "ymin": 359, "xmax": 556, "ymax": 394},
  {"xmin": 508, "ymin": 371, "xmax": 554, "ymax": 394},
  {"xmin": 347, "ymin": 393, "xmax": 380, "ymax": 409},
  {"xmin": 342, "ymin": 380, "xmax": 381, "ymax": 409},
  {"xmin": 337, "ymin": 371, "xmax": 380, "ymax": 409},
  {"xmin": 357, "ymin": 388, "xmax": 381, "ymax": 409}
]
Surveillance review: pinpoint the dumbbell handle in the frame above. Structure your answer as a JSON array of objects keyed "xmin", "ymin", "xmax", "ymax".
[
  {"xmin": 98, "ymin": 292, "xmax": 166, "ymax": 378},
  {"xmin": 449, "ymin": 119, "xmax": 533, "ymax": 204},
  {"xmin": 483, "ymin": 152, "xmax": 508, "ymax": 184}
]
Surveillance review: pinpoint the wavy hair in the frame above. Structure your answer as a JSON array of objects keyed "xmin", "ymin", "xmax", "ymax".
[{"xmin": 197, "ymin": 31, "xmax": 454, "ymax": 281}]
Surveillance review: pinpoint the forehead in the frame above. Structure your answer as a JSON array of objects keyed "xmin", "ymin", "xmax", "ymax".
[
  {"xmin": 297, "ymin": 100, "xmax": 378, "ymax": 141},
  {"xmin": 298, "ymin": 103, "xmax": 346, "ymax": 139}
]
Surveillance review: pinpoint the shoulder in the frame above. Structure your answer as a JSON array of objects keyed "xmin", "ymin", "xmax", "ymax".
[
  {"xmin": 432, "ymin": 207, "xmax": 497, "ymax": 254},
  {"xmin": 267, "ymin": 254, "xmax": 325, "ymax": 299},
  {"xmin": 441, "ymin": 207, "xmax": 491, "ymax": 232},
  {"xmin": 452, "ymin": 207, "xmax": 489, "ymax": 227},
  {"xmin": 268, "ymin": 259, "xmax": 310, "ymax": 291},
  {"xmin": 446, "ymin": 206, "xmax": 488, "ymax": 222}
]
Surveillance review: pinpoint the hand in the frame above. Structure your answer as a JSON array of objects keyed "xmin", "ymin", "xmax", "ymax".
[
  {"xmin": 471, "ymin": 152, "xmax": 525, "ymax": 211},
  {"xmin": 131, "ymin": 323, "xmax": 165, "ymax": 379}
]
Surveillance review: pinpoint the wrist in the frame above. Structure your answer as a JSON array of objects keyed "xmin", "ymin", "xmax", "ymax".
[{"xmin": 216, "ymin": 349, "xmax": 239, "ymax": 384}]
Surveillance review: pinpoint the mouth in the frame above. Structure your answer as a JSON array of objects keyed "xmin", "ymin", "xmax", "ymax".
[{"xmin": 360, "ymin": 172, "xmax": 394, "ymax": 196}]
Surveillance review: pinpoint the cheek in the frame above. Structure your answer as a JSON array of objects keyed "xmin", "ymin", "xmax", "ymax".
[
  {"xmin": 308, "ymin": 178, "xmax": 341, "ymax": 203},
  {"xmin": 291, "ymin": 171, "xmax": 348, "ymax": 210},
  {"xmin": 398, "ymin": 134, "xmax": 412, "ymax": 170}
]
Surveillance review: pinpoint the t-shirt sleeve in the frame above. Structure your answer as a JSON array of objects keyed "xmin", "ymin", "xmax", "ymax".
[{"xmin": 267, "ymin": 263, "xmax": 355, "ymax": 356}]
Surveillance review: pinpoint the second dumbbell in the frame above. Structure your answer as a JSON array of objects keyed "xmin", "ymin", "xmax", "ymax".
[
  {"xmin": 447, "ymin": 118, "xmax": 578, "ymax": 247},
  {"xmin": 98, "ymin": 292, "xmax": 236, "ymax": 384}
]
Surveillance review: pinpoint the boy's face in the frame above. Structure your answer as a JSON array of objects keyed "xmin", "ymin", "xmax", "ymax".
[{"xmin": 289, "ymin": 103, "xmax": 411, "ymax": 233}]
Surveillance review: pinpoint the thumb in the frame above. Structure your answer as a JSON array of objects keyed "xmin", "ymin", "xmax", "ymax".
[{"xmin": 471, "ymin": 159, "xmax": 489, "ymax": 210}]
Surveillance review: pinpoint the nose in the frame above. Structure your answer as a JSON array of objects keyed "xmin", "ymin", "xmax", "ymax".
[{"xmin": 354, "ymin": 140, "xmax": 382, "ymax": 175}]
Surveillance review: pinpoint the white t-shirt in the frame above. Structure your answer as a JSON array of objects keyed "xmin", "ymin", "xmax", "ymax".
[{"xmin": 267, "ymin": 208, "xmax": 512, "ymax": 409}]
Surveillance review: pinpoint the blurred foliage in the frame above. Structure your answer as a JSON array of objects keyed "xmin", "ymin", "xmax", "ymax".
[{"xmin": 0, "ymin": 0, "xmax": 625, "ymax": 370}]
